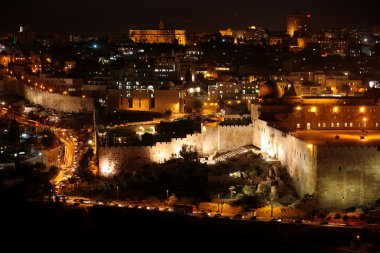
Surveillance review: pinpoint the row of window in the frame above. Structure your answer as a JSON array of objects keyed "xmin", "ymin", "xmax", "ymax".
[
  {"xmin": 306, "ymin": 107, "xmax": 378, "ymax": 113},
  {"xmin": 296, "ymin": 122, "xmax": 379, "ymax": 129}
]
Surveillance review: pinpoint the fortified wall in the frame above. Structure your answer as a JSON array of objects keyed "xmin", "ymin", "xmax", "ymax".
[
  {"xmin": 317, "ymin": 146, "xmax": 380, "ymax": 209},
  {"xmin": 218, "ymin": 124, "xmax": 253, "ymax": 151},
  {"xmin": 4, "ymin": 79, "xmax": 94, "ymax": 113},
  {"xmin": 98, "ymin": 133, "xmax": 203, "ymax": 176},
  {"xmin": 252, "ymin": 119, "xmax": 317, "ymax": 198}
]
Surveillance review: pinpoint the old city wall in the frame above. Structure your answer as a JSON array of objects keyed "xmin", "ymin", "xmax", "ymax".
[
  {"xmin": 317, "ymin": 146, "xmax": 380, "ymax": 209},
  {"xmin": 252, "ymin": 119, "xmax": 317, "ymax": 198},
  {"xmin": 4, "ymin": 79, "xmax": 94, "ymax": 113},
  {"xmin": 218, "ymin": 124, "xmax": 253, "ymax": 151},
  {"xmin": 98, "ymin": 133, "xmax": 203, "ymax": 176},
  {"xmin": 202, "ymin": 124, "xmax": 218, "ymax": 156}
]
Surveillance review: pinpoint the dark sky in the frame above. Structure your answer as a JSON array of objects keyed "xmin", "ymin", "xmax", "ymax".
[{"xmin": 1, "ymin": 0, "xmax": 379, "ymax": 34}]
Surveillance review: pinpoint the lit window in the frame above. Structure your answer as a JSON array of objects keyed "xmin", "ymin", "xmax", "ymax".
[
  {"xmin": 297, "ymin": 123, "xmax": 301, "ymax": 128},
  {"xmin": 358, "ymin": 123, "xmax": 361, "ymax": 127},
  {"xmin": 318, "ymin": 123, "xmax": 321, "ymax": 128},
  {"xmin": 376, "ymin": 123, "xmax": 379, "ymax": 127},
  {"xmin": 331, "ymin": 123, "xmax": 334, "ymax": 127},
  {"xmin": 323, "ymin": 123, "xmax": 326, "ymax": 127},
  {"xmin": 350, "ymin": 122, "xmax": 353, "ymax": 127},
  {"xmin": 336, "ymin": 123, "xmax": 340, "ymax": 127}
]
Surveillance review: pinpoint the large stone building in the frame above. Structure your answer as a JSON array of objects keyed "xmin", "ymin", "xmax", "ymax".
[{"xmin": 129, "ymin": 29, "xmax": 186, "ymax": 46}]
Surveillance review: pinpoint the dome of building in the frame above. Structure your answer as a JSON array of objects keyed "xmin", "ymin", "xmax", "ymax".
[{"xmin": 259, "ymin": 81, "xmax": 284, "ymax": 99}]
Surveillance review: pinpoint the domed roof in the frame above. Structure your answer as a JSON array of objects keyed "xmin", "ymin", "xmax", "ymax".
[{"xmin": 259, "ymin": 81, "xmax": 284, "ymax": 99}]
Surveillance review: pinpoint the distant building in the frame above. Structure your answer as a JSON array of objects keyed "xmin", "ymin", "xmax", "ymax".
[
  {"xmin": 129, "ymin": 21, "xmax": 186, "ymax": 46},
  {"xmin": 286, "ymin": 13, "xmax": 304, "ymax": 37}
]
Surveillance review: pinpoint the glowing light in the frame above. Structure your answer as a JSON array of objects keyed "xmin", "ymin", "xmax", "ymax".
[
  {"xmin": 363, "ymin": 117, "xmax": 367, "ymax": 122},
  {"xmin": 195, "ymin": 87, "xmax": 201, "ymax": 93},
  {"xmin": 295, "ymin": 106, "xmax": 302, "ymax": 110},
  {"xmin": 49, "ymin": 88, "xmax": 53, "ymax": 93},
  {"xmin": 311, "ymin": 106, "xmax": 317, "ymax": 113},
  {"xmin": 307, "ymin": 144, "xmax": 313, "ymax": 150},
  {"xmin": 82, "ymin": 95, "xmax": 86, "ymax": 98},
  {"xmin": 360, "ymin": 107, "xmax": 365, "ymax": 113},
  {"xmin": 333, "ymin": 106, "xmax": 338, "ymax": 113}
]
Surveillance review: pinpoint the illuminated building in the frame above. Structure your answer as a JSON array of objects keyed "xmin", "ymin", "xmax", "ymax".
[
  {"xmin": 286, "ymin": 13, "xmax": 304, "ymax": 37},
  {"xmin": 219, "ymin": 26, "xmax": 267, "ymax": 44},
  {"xmin": 129, "ymin": 22, "xmax": 186, "ymax": 46},
  {"xmin": 254, "ymin": 81, "xmax": 380, "ymax": 132},
  {"xmin": 117, "ymin": 88, "xmax": 184, "ymax": 113}
]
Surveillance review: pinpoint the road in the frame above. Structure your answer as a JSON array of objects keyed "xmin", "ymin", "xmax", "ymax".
[{"xmin": 51, "ymin": 128, "xmax": 78, "ymax": 185}]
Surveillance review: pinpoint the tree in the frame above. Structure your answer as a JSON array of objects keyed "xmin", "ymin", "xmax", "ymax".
[
  {"xmin": 193, "ymin": 99, "xmax": 203, "ymax": 112},
  {"xmin": 8, "ymin": 119, "xmax": 20, "ymax": 143},
  {"xmin": 77, "ymin": 148, "xmax": 94, "ymax": 182},
  {"xmin": 41, "ymin": 129, "xmax": 56, "ymax": 149},
  {"xmin": 217, "ymin": 99, "xmax": 225, "ymax": 109},
  {"xmin": 168, "ymin": 193, "xmax": 178, "ymax": 205},
  {"xmin": 163, "ymin": 109, "xmax": 172, "ymax": 118},
  {"xmin": 242, "ymin": 185, "xmax": 255, "ymax": 196},
  {"xmin": 179, "ymin": 144, "xmax": 199, "ymax": 162}
]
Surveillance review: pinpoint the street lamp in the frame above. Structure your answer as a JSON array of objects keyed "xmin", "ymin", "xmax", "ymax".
[
  {"xmin": 116, "ymin": 185, "xmax": 119, "ymax": 201},
  {"xmin": 166, "ymin": 189, "xmax": 169, "ymax": 199}
]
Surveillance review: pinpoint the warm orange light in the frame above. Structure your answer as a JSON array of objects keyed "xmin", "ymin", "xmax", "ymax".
[
  {"xmin": 295, "ymin": 106, "xmax": 302, "ymax": 110},
  {"xmin": 363, "ymin": 117, "xmax": 367, "ymax": 122},
  {"xmin": 307, "ymin": 144, "xmax": 313, "ymax": 149},
  {"xmin": 360, "ymin": 107, "xmax": 365, "ymax": 113},
  {"xmin": 311, "ymin": 106, "xmax": 317, "ymax": 112},
  {"xmin": 62, "ymin": 91, "xmax": 67, "ymax": 95},
  {"xmin": 228, "ymin": 101, "xmax": 231, "ymax": 104},
  {"xmin": 333, "ymin": 106, "xmax": 338, "ymax": 113},
  {"xmin": 49, "ymin": 88, "xmax": 53, "ymax": 93},
  {"xmin": 82, "ymin": 95, "xmax": 86, "ymax": 98}
]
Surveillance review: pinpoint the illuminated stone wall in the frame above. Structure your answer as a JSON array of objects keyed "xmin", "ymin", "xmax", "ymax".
[
  {"xmin": 317, "ymin": 146, "xmax": 380, "ymax": 209},
  {"xmin": 98, "ymin": 133, "xmax": 203, "ymax": 176},
  {"xmin": 218, "ymin": 124, "xmax": 253, "ymax": 151},
  {"xmin": 4, "ymin": 79, "xmax": 94, "ymax": 113},
  {"xmin": 153, "ymin": 90, "xmax": 183, "ymax": 113},
  {"xmin": 202, "ymin": 124, "xmax": 218, "ymax": 156},
  {"xmin": 252, "ymin": 119, "xmax": 318, "ymax": 198}
]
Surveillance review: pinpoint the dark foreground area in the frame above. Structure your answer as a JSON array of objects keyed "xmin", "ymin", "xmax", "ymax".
[{"xmin": 1, "ymin": 199, "xmax": 379, "ymax": 252}]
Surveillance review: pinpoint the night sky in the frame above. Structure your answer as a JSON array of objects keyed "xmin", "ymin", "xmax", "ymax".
[{"xmin": 1, "ymin": 0, "xmax": 379, "ymax": 34}]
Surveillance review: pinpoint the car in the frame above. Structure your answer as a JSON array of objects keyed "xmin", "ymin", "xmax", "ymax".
[
  {"xmin": 270, "ymin": 218, "xmax": 282, "ymax": 222},
  {"xmin": 214, "ymin": 213, "xmax": 223, "ymax": 218}
]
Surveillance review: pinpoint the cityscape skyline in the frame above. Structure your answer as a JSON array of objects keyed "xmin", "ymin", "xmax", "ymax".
[{"xmin": 1, "ymin": 0, "xmax": 379, "ymax": 34}]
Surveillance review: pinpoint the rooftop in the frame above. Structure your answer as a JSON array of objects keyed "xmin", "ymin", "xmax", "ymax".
[{"xmin": 291, "ymin": 130, "xmax": 380, "ymax": 146}]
